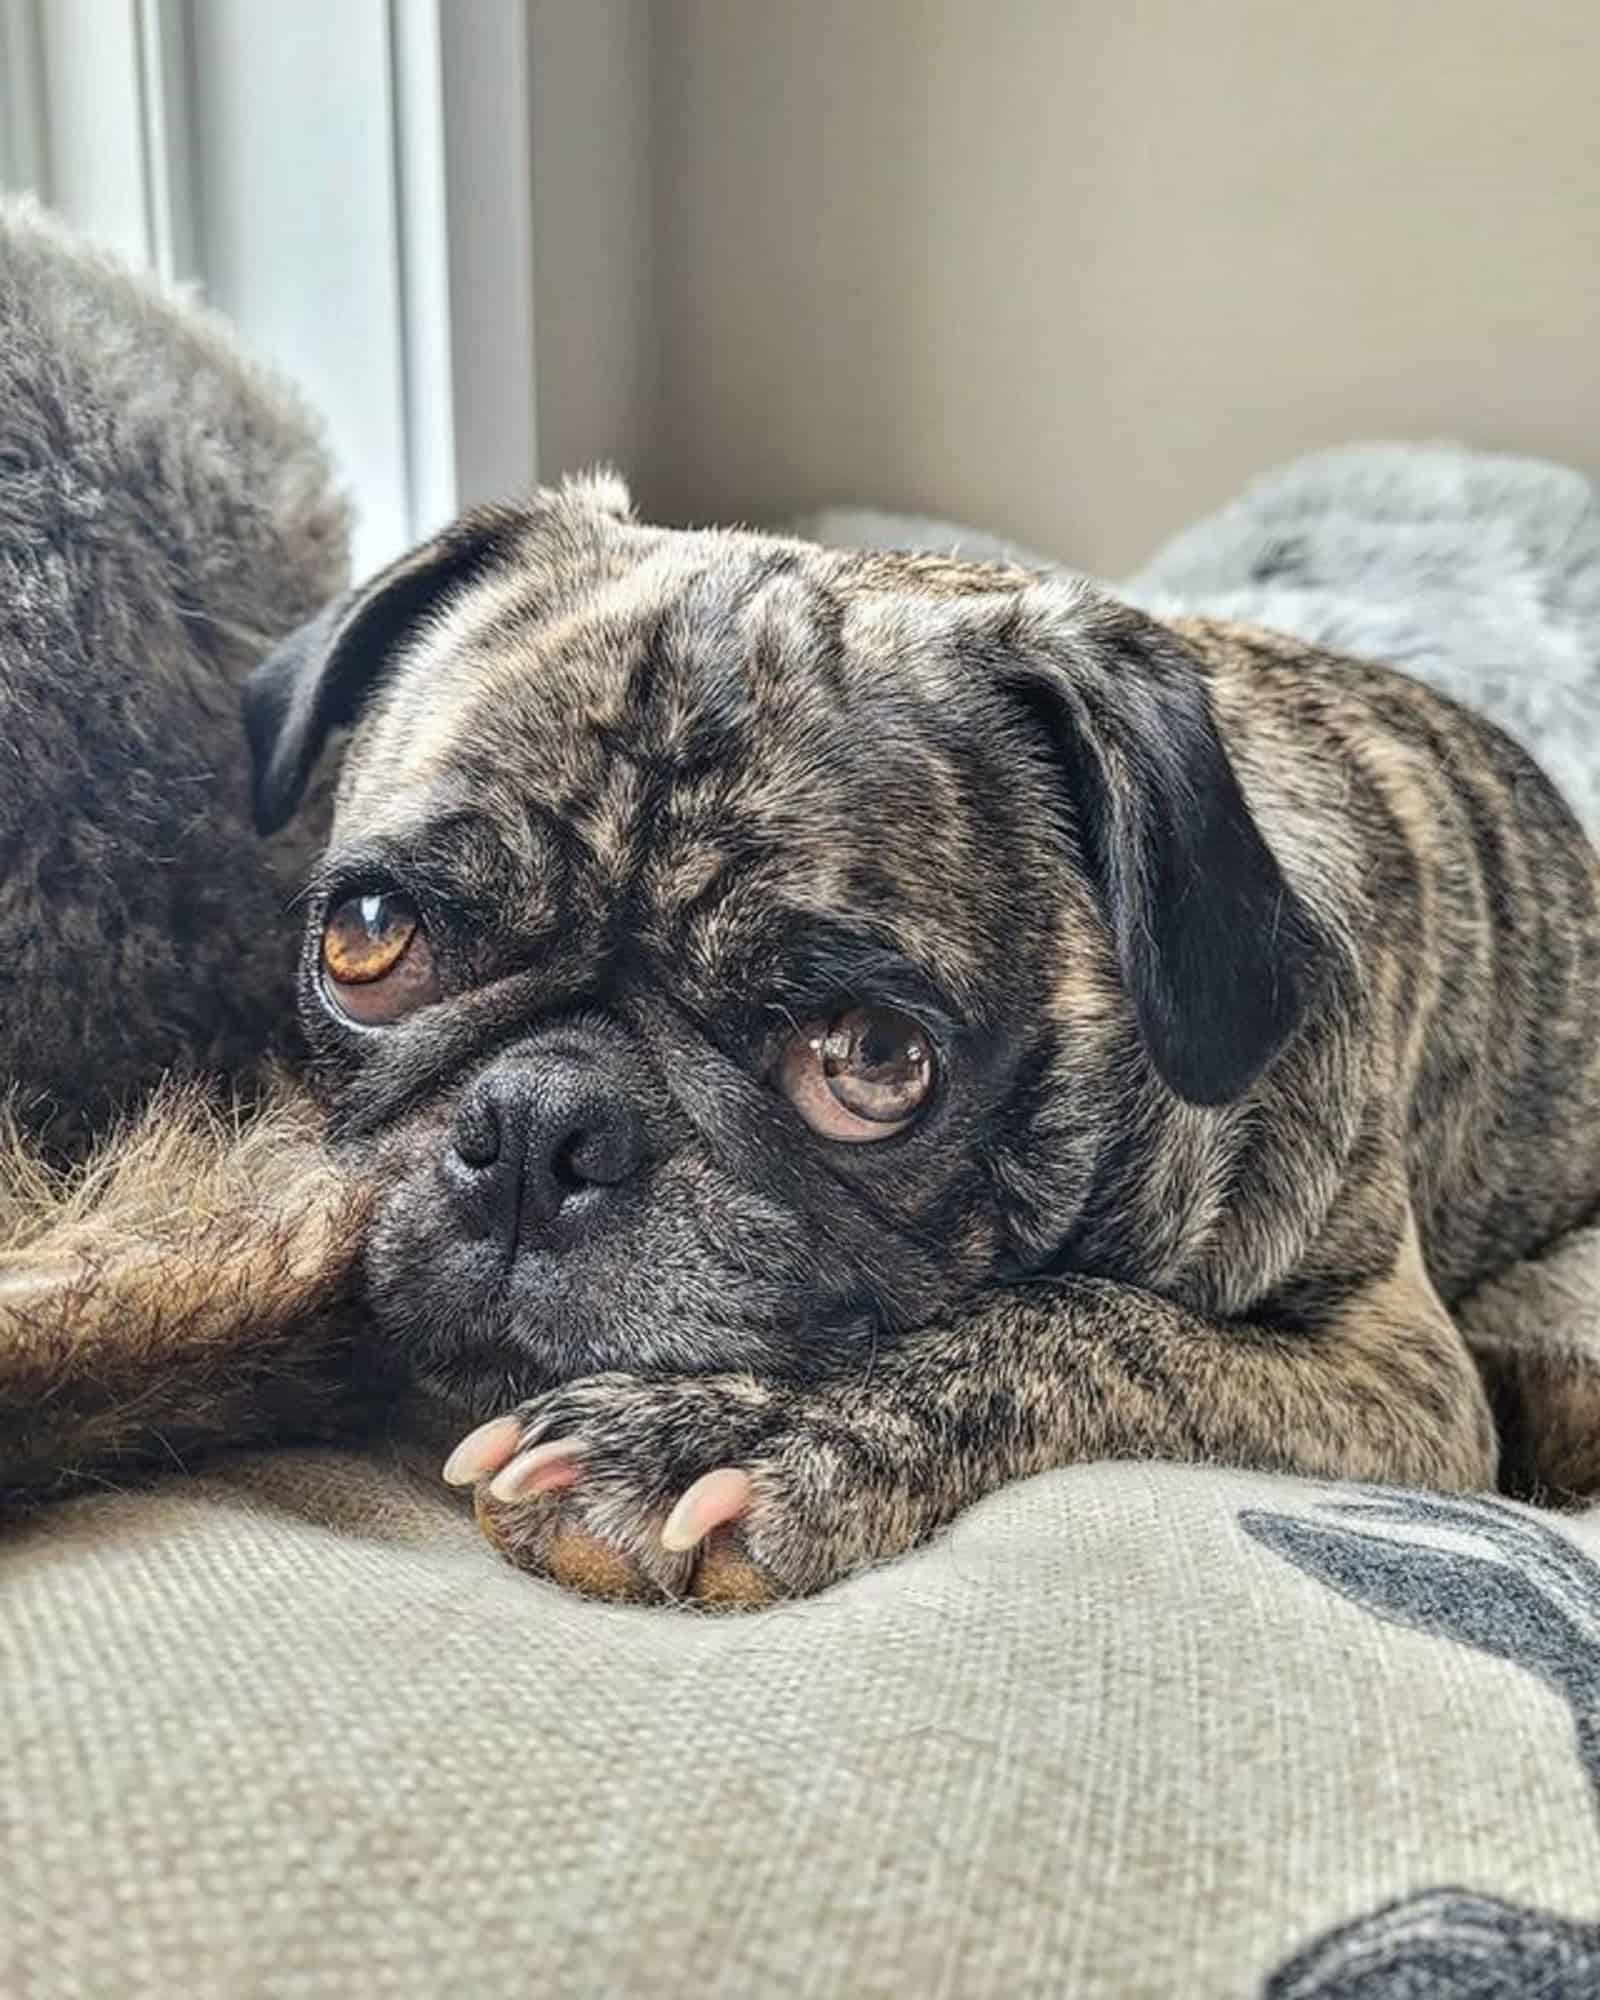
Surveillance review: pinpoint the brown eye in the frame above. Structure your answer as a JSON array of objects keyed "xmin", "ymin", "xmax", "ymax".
[
  {"xmin": 778, "ymin": 1005, "xmax": 935, "ymax": 1143},
  {"xmin": 320, "ymin": 891, "xmax": 439, "ymax": 1025}
]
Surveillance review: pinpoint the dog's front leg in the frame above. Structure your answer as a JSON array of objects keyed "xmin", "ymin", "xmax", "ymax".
[
  {"xmin": 448, "ymin": 1231, "xmax": 1497, "ymax": 1608},
  {"xmin": 0, "ymin": 1085, "xmax": 388, "ymax": 1507}
]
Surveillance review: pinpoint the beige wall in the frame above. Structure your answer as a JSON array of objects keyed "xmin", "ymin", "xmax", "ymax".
[
  {"xmin": 531, "ymin": 0, "xmax": 1600, "ymax": 577},
  {"xmin": 527, "ymin": 0, "xmax": 656, "ymax": 488}
]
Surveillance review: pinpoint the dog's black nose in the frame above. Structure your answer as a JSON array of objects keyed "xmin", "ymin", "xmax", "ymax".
[{"xmin": 449, "ymin": 1056, "xmax": 645, "ymax": 1251}]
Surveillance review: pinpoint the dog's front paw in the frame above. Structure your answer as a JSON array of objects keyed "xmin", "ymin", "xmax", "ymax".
[{"xmin": 442, "ymin": 1373, "xmax": 923, "ymax": 1608}]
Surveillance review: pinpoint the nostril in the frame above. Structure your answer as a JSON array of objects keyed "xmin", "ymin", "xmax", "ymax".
[
  {"xmin": 452, "ymin": 1093, "xmax": 501, "ymax": 1171},
  {"xmin": 563, "ymin": 1104, "xmax": 644, "ymax": 1188},
  {"xmin": 551, "ymin": 1134, "xmax": 587, "ymax": 1193}
]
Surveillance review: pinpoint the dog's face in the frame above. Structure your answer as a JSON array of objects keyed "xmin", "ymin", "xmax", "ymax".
[{"xmin": 244, "ymin": 474, "xmax": 1321, "ymax": 1411}]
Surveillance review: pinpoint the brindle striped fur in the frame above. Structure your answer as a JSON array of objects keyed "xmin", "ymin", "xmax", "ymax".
[{"xmin": 10, "ymin": 471, "xmax": 1600, "ymax": 1604}]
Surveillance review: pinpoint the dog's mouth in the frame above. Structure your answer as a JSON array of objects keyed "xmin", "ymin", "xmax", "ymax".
[
  {"xmin": 356, "ymin": 1104, "xmax": 923, "ymax": 1410},
  {"xmin": 374, "ymin": 1269, "xmax": 615, "ymax": 1409},
  {"xmin": 363, "ymin": 1222, "xmax": 797, "ymax": 1411},
  {"xmin": 376, "ymin": 1257, "xmax": 882, "ymax": 1420}
]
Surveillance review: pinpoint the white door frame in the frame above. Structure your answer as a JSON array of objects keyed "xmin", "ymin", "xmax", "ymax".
[{"xmin": 0, "ymin": 0, "xmax": 538, "ymax": 574}]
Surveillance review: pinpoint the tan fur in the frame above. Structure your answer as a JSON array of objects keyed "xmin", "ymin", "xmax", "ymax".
[{"xmin": 0, "ymin": 1082, "xmax": 377, "ymax": 1504}]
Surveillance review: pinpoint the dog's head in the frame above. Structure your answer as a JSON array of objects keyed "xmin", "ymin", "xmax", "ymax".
[{"xmin": 244, "ymin": 473, "xmax": 1324, "ymax": 1409}]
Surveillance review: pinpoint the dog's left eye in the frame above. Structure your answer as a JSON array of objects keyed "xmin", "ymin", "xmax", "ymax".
[
  {"xmin": 321, "ymin": 890, "xmax": 440, "ymax": 1025},
  {"xmin": 777, "ymin": 1006, "xmax": 935, "ymax": 1142}
]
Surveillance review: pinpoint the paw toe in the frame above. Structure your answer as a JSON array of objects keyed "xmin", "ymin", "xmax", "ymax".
[
  {"xmin": 544, "ymin": 1525, "xmax": 660, "ymax": 1603},
  {"xmin": 689, "ymin": 1528, "xmax": 782, "ymax": 1608},
  {"xmin": 474, "ymin": 1487, "xmax": 663, "ymax": 1602}
]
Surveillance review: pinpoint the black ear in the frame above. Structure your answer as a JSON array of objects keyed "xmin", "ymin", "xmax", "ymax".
[
  {"xmin": 1008, "ymin": 598, "xmax": 1329, "ymax": 1105},
  {"xmin": 242, "ymin": 506, "xmax": 524, "ymax": 836}
]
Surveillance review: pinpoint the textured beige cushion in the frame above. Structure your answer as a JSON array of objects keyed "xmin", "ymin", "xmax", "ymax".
[{"xmin": 5, "ymin": 1421, "xmax": 1600, "ymax": 1999}]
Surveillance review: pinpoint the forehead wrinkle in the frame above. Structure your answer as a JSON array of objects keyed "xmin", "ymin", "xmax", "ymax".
[
  {"xmin": 380, "ymin": 539, "xmax": 965, "ymax": 843},
  {"xmin": 355, "ymin": 518, "xmax": 1040, "ymax": 822},
  {"xmin": 480, "ymin": 540, "xmax": 730, "ymax": 713},
  {"xmin": 641, "ymin": 831, "xmax": 735, "ymax": 914},
  {"xmin": 648, "ymin": 570, "xmax": 755, "ymax": 755},
  {"xmin": 645, "ymin": 828, "xmax": 986, "ymax": 1027},
  {"xmin": 445, "ymin": 560, "xmax": 833, "ymax": 908},
  {"xmin": 730, "ymin": 566, "xmax": 843, "ymax": 715},
  {"xmin": 636, "ymin": 704, "xmax": 996, "ymax": 1014},
  {"xmin": 573, "ymin": 752, "xmax": 649, "ymax": 888},
  {"xmin": 472, "ymin": 544, "xmax": 820, "ymax": 755}
]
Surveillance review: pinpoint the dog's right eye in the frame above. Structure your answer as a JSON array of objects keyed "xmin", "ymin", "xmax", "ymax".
[
  {"xmin": 321, "ymin": 890, "xmax": 440, "ymax": 1025},
  {"xmin": 777, "ymin": 1006, "xmax": 936, "ymax": 1142}
]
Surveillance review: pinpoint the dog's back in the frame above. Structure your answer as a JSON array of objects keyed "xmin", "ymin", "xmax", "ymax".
[
  {"xmin": 1194, "ymin": 614, "xmax": 1600, "ymax": 1302},
  {"xmin": 0, "ymin": 199, "xmax": 349, "ymax": 1153}
]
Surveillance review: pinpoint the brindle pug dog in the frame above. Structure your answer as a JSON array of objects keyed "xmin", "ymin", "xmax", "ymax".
[
  {"xmin": 11, "ymin": 472, "xmax": 1600, "ymax": 1605},
  {"xmin": 231, "ymin": 470, "xmax": 1600, "ymax": 1605}
]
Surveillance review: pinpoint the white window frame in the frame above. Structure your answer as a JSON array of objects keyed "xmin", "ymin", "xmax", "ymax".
[{"xmin": 0, "ymin": 0, "xmax": 538, "ymax": 577}]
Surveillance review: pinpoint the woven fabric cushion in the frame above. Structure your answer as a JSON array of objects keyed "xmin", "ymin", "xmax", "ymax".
[{"xmin": 6, "ymin": 1428, "xmax": 1600, "ymax": 1999}]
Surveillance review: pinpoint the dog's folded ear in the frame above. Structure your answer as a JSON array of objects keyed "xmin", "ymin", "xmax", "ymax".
[
  {"xmin": 242, "ymin": 470, "xmax": 637, "ymax": 836},
  {"xmin": 1003, "ymin": 591, "xmax": 1331, "ymax": 1106},
  {"xmin": 241, "ymin": 506, "xmax": 523, "ymax": 836}
]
